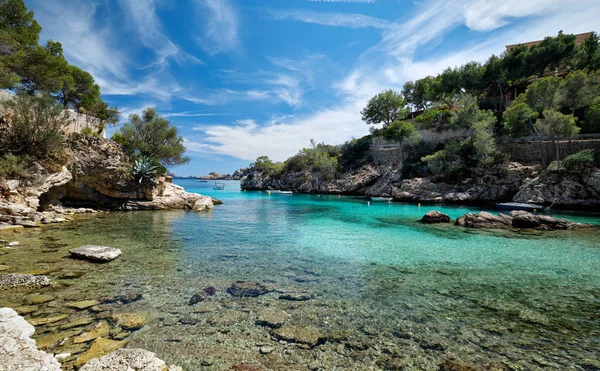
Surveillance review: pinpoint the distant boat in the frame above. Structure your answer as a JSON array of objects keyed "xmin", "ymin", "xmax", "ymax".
[
  {"xmin": 370, "ymin": 197, "xmax": 392, "ymax": 202},
  {"xmin": 495, "ymin": 202, "xmax": 544, "ymax": 212},
  {"xmin": 197, "ymin": 180, "xmax": 208, "ymax": 182},
  {"xmin": 271, "ymin": 190, "xmax": 293, "ymax": 194},
  {"xmin": 213, "ymin": 182, "xmax": 225, "ymax": 190}
]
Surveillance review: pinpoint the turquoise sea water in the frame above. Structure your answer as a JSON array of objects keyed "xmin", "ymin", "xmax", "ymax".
[{"xmin": 1, "ymin": 178, "xmax": 599, "ymax": 370}]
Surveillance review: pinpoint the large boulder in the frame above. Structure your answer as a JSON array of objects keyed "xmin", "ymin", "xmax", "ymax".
[
  {"xmin": 457, "ymin": 212, "xmax": 512, "ymax": 229},
  {"xmin": 192, "ymin": 196, "xmax": 214, "ymax": 211},
  {"xmin": 70, "ymin": 245, "xmax": 122, "ymax": 262},
  {"xmin": 0, "ymin": 308, "xmax": 61, "ymax": 370},
  {"xmin": 79, "ymin": 348, "xmax": 182, "ymax": 371},
  {"xmin": 420, "ymin": 211, "xmax": 451, "ymax": 224},
  {"xmin": 0, "ymin": 274, "xmax": 53, "ymax": 290},
  {"xmin": 510, "ymin": 211, "xmax": 593, "ymax": 230}
]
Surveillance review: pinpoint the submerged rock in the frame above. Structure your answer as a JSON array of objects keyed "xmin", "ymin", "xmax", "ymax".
[
  {"xmin": 110, "ymin": 313, "xmax": 145, "ymax": 330},
  {"xmin": 256, "ymin": 308, "xmax": 287, "ymax": 328},
  {"xmin": 0, "ymin": 273, "xmax": 53, "ymax": 290},
  {"xmin": 207, "ymin": 310, "xmax": 246, "ymax": 326},
  {"xmin": 188, "ymin": 286, "xmax": 216, "ymax": 305},
  {"xmin": 70, "ymin": 245, "xmax": 122, "ymax": 262},
  {"xmin": 74, "ymin": 337, "xmax": 129, "ymax": 368},
  {"xmin": 421, "ymin": 210, "xmax": 451, "ymax": 224},
  {"xmin": 272, "ymin": 325, "xmax": 321, "ymax": 347},
  {"xmin": 0, "ymin": 307, "xmax": 61, "ymax": 370},
  {"xmin": 457, "ymin": 212, "xmax": 512, "ymax": 229},
  {"xmin": 79, "ymin": 348, "xmax": 182, "ymax": 371},
  {"xmin": 227, "ymin": 281, "xmax": 272, "ymax": 297},
  {"xmin": 73, "ymin": 321, "xmax": 110, "ymax": 344}
]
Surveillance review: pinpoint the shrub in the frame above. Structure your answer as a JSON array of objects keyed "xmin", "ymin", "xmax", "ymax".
[
  {"xmin": 562, "ymin": 149, "xmax": 595, "ymax": 173},
  {"xmin": 0, "ymin": 154, "xmax": 35, "ymax": 179},
  {"xmin": 0, "ymin": 93, "xmax": 69, "ymax": 160},
  {"xmin": 313, "ymin": 151, "xmax": 339, "ymax": 181}
]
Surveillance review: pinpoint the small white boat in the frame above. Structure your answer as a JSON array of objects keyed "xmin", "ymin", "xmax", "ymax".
[
  {"xmin": 269, "ymin": 190, "xmax": 293, "ymax": 194},
  {"xmin": 370, "ymin": 197, "xmax": 392, "ymax": 202}
]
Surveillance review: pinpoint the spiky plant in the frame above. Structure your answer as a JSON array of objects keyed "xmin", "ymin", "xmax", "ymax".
[{"xmin": 132, "ymin": 157, "xmax": 158, "ymax": 184}]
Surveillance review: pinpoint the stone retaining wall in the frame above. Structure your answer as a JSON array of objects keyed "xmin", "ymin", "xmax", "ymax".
[{"xmin": 501, "ymin": 139, "xmax": 600, "ymax": 164}]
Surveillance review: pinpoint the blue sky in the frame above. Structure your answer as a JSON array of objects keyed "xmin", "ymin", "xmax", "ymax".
[{"xmin": 26, "ymin": 0, "xmax": 600, "ymax": 176}]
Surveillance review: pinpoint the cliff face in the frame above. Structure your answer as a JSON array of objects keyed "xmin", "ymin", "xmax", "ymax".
[
  {"xmin": 0, "ymin": 134, "xmax": 217, "ymax": 226},
  {"xmin": 241, "ymin": 162, "xmax": 600, "ymax": 210}
]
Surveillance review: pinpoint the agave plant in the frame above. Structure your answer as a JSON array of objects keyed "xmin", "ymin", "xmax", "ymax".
[{"xmin": 132, "ymin": 157, "xmax": 158, "ymax": 184}]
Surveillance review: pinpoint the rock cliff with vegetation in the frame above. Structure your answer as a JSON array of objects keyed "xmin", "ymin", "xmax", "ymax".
[
  {"xmin": 241, "ymin": 32, "xmax": 600, "ymax": 210},
  {"xmin": 0, "ymin": 1, "xmax": 217, "ymax": 226}
]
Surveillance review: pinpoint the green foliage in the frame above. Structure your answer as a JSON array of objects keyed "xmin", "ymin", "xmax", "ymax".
[
  {"xmin": 0, "ymin": 153, "xmax": 34, "ymax": 179},
  {"xmin": 361, "ymin": 89, "xmax": 408, "ymax": 126},
  {"xmin": 115, "ymin": 107, "xmax": 190, "ymax": 167},
  {"xmin": 559, "ymin": 70, "xmax": 598, "ymax": 113},
  {"xmin": 131, "ymin": 157, "xmax": 158, "ymax": 185},
  {"xmin": 80, "ymin": 126, "xmax": 103, "ymax": 139},
  {"xmin": 421, "ymin": 140, "xmax": 476, "ymax": 182},
  {"xmin": 250, "ymin": 156, "xmax": 284, "ymax": 176},
  {"xmin": 583, "ymin": 97, "xmax": 600, "ymax": 132},
  {"xmin": 312, "ymin": 150, "xmax": 338, "ymax": 181},
  {"xmin": 0, "ymin": 0, "xmax": 116, "ymax": 125},
  {"xmin": 535, "ymin": 110, "xmax": 580, "ymax": 139},
  {"xmin": 471, "ymin": 117, "xmax": 497, "ymax": 166},
  {"xmin": 450, "ymin": 95, "xmax": 495, "ymax": 129},
  {"xmin": 0, "ymin": 0, "xmax": 41, "ymax": 89},
  {"xmin": 562, "ymin": 149, "xmax": 596, "ymax": 173},
  {"xmin": 402, "ymin": 77, "xmax": 437, "ymax": 110},
  {"xmin": 0, "ymin": 93, "xmax": 68, "ymax": 160},
  {"xmin": 573, "ymin": 32, "xmax": 600, "ymax": 71},
  {"xmin": 503, "ymin": 102, "xmax": 539, "ymax": 137},
  {"xmin": 521, "ymin": 76, "xmax": 564, "ymax": 113},
  {"xmin": 340, "ymin": 135, "xmax": 372, "ymax": 169},
  {"xmin": 58, "ymin": 65, "xmax": 101, "ymax": 109},
  {"xmin": 383, "ymin": 120, "xmax": 420, "ymax": 145},
  {"xmin": 413, "ymin": 109, "xmax": 439, "ymax": 129}
]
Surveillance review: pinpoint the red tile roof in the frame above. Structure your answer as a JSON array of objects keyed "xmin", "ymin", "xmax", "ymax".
[{"xmin": 505, "ymin": 31, "xmax": 593, "ymax": 51}]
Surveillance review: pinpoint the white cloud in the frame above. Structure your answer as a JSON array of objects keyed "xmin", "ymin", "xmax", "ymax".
[
  {"xmin": 265, "ymin": 9, "xmax": 391, "ymax": 29},
  {"xmin": 464, "ymin": 0, "xmax": 564, "ymax": 32},
  {"xmin": 196, "ymin": 0, "xmax": 240, "ymax": 54}
]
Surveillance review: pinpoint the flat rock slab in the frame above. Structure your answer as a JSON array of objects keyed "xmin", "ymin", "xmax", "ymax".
[
  {"xmin": 256, "ymin": 308, "xmax": 287, "ymax": 328},
  {"xmin": 226, "ymin": 281, "xmax": 272, "ymax": 297},
  {"xmin": 70, "ymin": 245, "xmax": 122, "ymax": 262},
  {"xmin": 0, "ymin": 274, "xmax": 53, "ymax": 290},
  {"xmin": 272, "ymin": 325, "xmax": 321, "ymax": 347},
  {"xmin": 0, "ymin": 224, "xmax": 24, "ymax": 234}
]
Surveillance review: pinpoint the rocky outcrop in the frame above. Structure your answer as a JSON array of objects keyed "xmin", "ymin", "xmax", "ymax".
[
  {"xmin": 420, "ymin": 211, "xmax": 451, "ymax": 223},
  {"xmin": 513, "ymin": 169, "xmax": 600, "ymax": 209},
  {"xmin": 79, "ymin": 348, "xmax": 182, "ymax": 371},
  {"xmin": 241, "ymin": 159, "xmax": 600, "ymax": 211},
  {"xmin": 0, "ymin": 134, "xmax": 220, "ymax": 221},
  {"xmin": 0, "ymin": 307, "xmax": 61, "ymax": 370},
  {"xmin": 456, "ymin": 211, "xmax": 593, "ymax": 230},
  {"xmin": 241, "ymin": 164, "xmax": 383, "ymax": 195},
  {"xmin": 69, "ymin": 246, "xmax": 122, "ymax": 262},
  {"xmin": 0, "ymin": 274, "xmax": 53, "ymax": 290}
]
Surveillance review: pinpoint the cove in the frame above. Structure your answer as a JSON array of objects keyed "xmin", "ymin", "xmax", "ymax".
[{"xmin": 1, "ymin": 179, "xmax": 599, "ymax": 370}]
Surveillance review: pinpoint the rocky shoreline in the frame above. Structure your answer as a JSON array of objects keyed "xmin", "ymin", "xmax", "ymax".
[
  {"xmin": 240, "ymin": 162, "xmax": 600, "ymax": 211},
  {"xmin": 0, "ymin": 134, "xmax": 221, "ymax": 231}
]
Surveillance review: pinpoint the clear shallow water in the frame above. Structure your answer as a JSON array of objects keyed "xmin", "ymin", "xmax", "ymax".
[{"xmin": 1, "ymin": 179, "xmax": 599, "ymax": 370}]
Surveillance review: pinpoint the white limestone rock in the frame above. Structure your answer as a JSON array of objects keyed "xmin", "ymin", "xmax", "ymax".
[
  {"xmin": 80, "ymin": 348, "xmax": 181, "ymax": 371},
  {"xmin": 0, "ymin": 307, "xmax": 61, "ymax": 370},
  {"xmin": 70, "ymin": 245, "xmax": 122, "ymax": 262},
  {"xmin": 0, "ymin": 274, "xmax": 53, "ymax": 290}
]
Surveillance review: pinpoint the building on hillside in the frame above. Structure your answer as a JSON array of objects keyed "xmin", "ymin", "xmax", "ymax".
[{"xmin": 505, "ymin": 30, "xmax": 593, "ymax": 51}]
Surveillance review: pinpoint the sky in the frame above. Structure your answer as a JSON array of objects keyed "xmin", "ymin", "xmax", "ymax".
[{"xmin": 25, "ymin": 0, "xmax": 600, "ymax": 177}]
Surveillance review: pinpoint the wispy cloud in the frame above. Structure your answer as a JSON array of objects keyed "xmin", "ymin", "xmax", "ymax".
[
  {"xmin": 118, "ymin": 0, "xmax": 202, "ymax": 68},
  {"xmin": 265, "ymin": 9, "xmax": 391, "ymax": 29},
  {"xmin": 195, "ymin": 0, "xmax": 240, "ymax": 54},
  {"xmin": 307, "ymin": 0, "xmax": 377, "ymax": 3}
]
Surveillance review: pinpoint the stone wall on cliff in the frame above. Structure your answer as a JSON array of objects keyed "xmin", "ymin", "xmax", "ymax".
[{"xmin": 501, "ymin": 138, "xmax": 600, "ymax": 164}]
